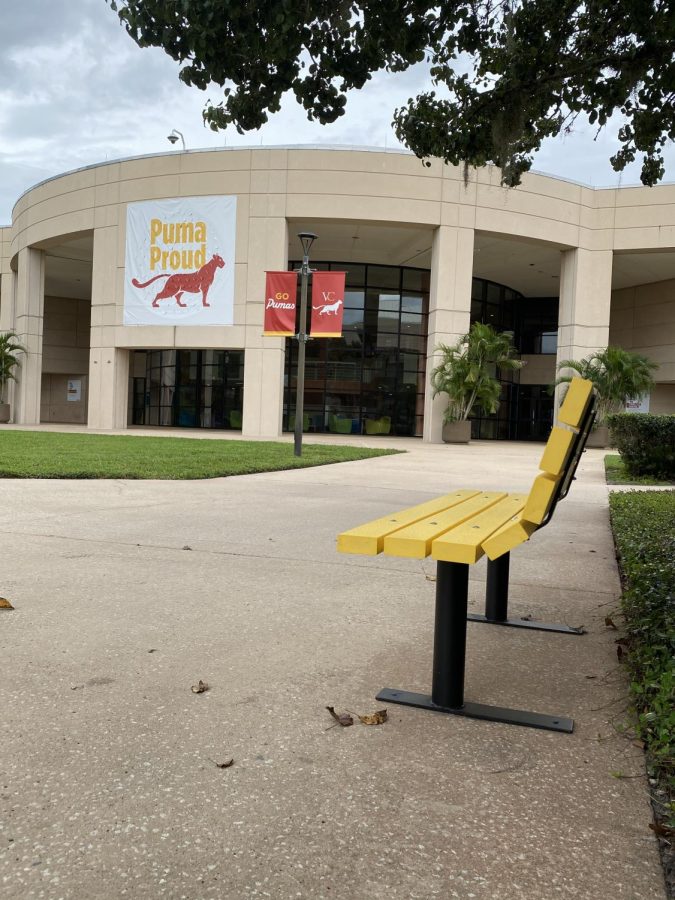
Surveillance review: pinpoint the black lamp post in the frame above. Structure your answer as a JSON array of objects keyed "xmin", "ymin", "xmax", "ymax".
[{"xmin": 294, "ymin": 232, "xmax": 317, "ymax": 456}]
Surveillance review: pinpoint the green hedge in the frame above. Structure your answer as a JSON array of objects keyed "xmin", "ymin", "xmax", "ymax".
[
  {"xmin": 609, "ymin": 491, "xmax": 675, "ymax": 823},
  {"xmin": 607, "ymin": 413, "xmax": 675, "ymax": 480}
]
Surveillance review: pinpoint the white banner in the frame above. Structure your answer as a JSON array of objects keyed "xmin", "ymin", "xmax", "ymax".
[{"xmin": 124, "ymin": 196, "xmax": 236, "ymax": 325}]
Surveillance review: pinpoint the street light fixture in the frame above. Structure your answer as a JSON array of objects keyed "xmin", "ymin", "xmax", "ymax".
[
  {"xmin": 293, "ymin": 232, "xmax": 318, "ymax": 457},
  {"xmin": 167, "ymin": 129, "xmax": 186, "ymax": 151}
]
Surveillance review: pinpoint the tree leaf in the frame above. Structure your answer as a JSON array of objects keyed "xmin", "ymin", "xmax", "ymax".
[
  {"xmin": 191, "ymin": 680, "xmax": 209, "ymax": 693},
  {"xmin": 326, "ymin": 706, "xmax": 353, "ymax": 727},
  {"xmin": 0, "ymin": 598, "xmax": 14, "ymax": 610},
  {"xmin": 357, "ymin": 709, "xmax": 388, "ymax": 725}
]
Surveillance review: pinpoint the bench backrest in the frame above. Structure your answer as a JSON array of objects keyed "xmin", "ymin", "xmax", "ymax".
[{"xmin": 522, "ymin": 377, "xmax": 596, "ymax": 529}]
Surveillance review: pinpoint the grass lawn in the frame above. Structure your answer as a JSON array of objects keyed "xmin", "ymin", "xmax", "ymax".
[
  {"xmin": 604, "ymin": 454, "xmax": 675, "ymax": 486},
  {"xmin": 0, "ymin": 431, "xmax": 402, "ymax": 479}
]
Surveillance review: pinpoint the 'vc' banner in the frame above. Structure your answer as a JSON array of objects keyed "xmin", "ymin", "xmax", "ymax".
[{"xmin": 310, "ymin": 272, "xmax": 346, "ymax": 338}]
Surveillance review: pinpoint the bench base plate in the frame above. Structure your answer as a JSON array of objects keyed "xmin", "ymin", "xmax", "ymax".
[
  {"xmin": 376, "ymin": 688, "xmax": 574, "ymax": 733},
  {"xmin": 467, "ymin": 613, "xmax": 585, "ymax": 635}
]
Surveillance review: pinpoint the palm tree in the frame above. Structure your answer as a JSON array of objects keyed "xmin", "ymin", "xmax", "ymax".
[
  {"xmin": 554, "ymin": 346, "xmax": 657, "ymax": 424},
  {"xmin": 0, "ymin": 331, "xmax": 26, "ymax": 404},
  {"xmin": 431, "ymin": 322, "xmax": 523, "ymax": 423}
]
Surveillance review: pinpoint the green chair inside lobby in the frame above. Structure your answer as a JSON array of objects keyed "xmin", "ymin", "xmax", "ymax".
[
  {"xmin": 364, "ymin": 415, "xmax": 391, "ymax": 435},
  {"xmin": 328, "ymin": 414, "xmax": 353, "ymax": 434},
  {"xmin": 288, "ymin": 413, "xmax": 311, "ymax": 432}
]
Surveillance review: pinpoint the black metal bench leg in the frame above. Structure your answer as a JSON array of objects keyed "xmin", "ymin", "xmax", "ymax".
[
  {"xmin": 467, "ymin": 554, "xmax": 586, "ymax": 635},
  {"xmin": 377, "ymin": 560, "xmax": 574, "ymax": 733}
]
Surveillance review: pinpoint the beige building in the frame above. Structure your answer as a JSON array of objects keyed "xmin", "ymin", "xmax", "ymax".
[{"xmin": 1, "ymin": 146, "xmax": 674, "ymax": 441}]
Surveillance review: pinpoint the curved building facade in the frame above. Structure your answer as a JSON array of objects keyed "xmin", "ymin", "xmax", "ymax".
[{"xmin": 1, "ymin": 146, "xmax": 674, "ymax": 441}]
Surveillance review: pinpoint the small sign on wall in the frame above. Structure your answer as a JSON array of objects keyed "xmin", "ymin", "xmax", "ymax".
[
  {"xmin": 625, "ymin": 394, "xmax": 650, "ymax": 413},
  {"xmin": 67, "ymin": 379, "xmax": 82, "ymax": 402}
]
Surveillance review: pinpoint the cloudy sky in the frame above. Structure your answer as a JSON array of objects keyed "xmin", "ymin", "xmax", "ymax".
[{"xmin": 2, "ymin": 0, "xmax": 675, "ymax": 226}]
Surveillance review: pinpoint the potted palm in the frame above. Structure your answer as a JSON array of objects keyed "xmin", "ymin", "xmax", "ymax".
[
  {"xmin": 554, "ymin": 346, "xmax": 657, "ymax": 448},
  {"xmin": 430, "ymin": 323, "xmax": 523, "ymax": 442},
  {"xmin": 0, "ymin": 331, "xmax": 26, "ymax": 424}
]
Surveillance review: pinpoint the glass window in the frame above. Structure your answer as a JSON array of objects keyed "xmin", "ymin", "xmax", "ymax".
[
  {"xmin": 401, "ymin": 294, "xmax": 424, "ymax": 314},
  {"xmin": 486, "ymin": 283, "xmax": 501, "ymax": 304},
  {"xmin": 401, "ymin": 312, "xmax": 424, "ymax": 333},
  {"xmin": 284, "ymin": 260, "xmax": 429, "ymax": 436},
  {"xmin": 378, "ymin": 294, "xmax": 400, "ymax": 313},
  {"xmin": 540, "ymin": 332, "xmax": 558, "ymax": 354},
  {"xmin": 344, "ymin": 264, "xmax": 366, "ymax": 287},
  {"xmin": 402, "ymin": 269, "xmax": 428, "ymax": 292},
  {"xmin": 367, "ymin": 265, "xmax": 400, "ymax": 289},
  {"xmin": 344, "ymin": 290, "xmax": 365, "ymax": 309}
]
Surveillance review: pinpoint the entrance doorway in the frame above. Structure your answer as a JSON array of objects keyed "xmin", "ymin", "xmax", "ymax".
[{"xmin": 131, "ymin": 350, "xmax": 244, "ymax": 428}]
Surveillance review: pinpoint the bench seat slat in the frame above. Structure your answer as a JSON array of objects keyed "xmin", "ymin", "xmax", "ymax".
[
  {"xmin": 432, "ymin": 494, "xmax": 528, "ymax": 564},
  {"xmin": 482, "ymin": 514, "xmax": 538, "ymax": 560},
  {"xmin": 383, "ymin": 492, "xmax": 507, "ymax": 559},
  {"xmin": 337, "ymin": 490, "xmax": 480, "ymax": 556}
]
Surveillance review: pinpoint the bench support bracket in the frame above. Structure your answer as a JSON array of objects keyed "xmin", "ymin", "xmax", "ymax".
[
  {"xmin": 378, "ymin": 560, "xmax": 574, "ymax": 734},
  {"xmin": 467, "ymin": 554, "xmax": 585, "ymax": 635}
]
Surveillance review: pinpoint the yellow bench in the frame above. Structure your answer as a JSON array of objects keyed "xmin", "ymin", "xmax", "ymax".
[{"xmin": 337, "ymin": 378, "xmax": 596, "ymax": 733}]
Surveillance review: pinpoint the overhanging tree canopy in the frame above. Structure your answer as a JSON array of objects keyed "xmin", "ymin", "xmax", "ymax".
[{"xmin": 109, "ymin": 0, "xmax": 675, "ymax": 186}]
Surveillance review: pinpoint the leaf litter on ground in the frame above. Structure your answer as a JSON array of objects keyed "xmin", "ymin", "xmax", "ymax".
[{"xmin": 326, "ymin": 706, "xmax": 388, "ymax": 728}]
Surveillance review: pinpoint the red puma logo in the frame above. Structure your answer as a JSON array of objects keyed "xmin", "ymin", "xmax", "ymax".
[{"xmin": 132, "ymin": 254, "xmax": 225, "ymax": 308}]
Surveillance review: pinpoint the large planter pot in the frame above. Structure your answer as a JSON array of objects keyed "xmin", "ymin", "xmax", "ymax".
[
  {"xmin": 0, "ymin": 403, "xmax": 10, "ymax": 424},
  {"xmin": 586, "ymin": 425, "xmax": 609, "ymax": 449},
  {"xmin": 442, "ymin": 420, "xmax": 471, "ymax": 443}
]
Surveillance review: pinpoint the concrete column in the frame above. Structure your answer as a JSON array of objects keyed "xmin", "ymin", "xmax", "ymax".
[
  {"xmin": 423, "ymin": 225, "xmax": 474, "ymax": 442},
  {"xmin": 87, "ymin": 226, "xmax": 129, "ymax": 429},
  {"xmin": 242, "ymin": 216, "xmax": 288, "ymax": 437},
  {"xmin": 87, "ymin": 347, "xmax": 130, "ymax": 429},
  {"xmin": 0, "ymin": 269, "xmax": 16, "ymax": 331},
  {"xmin": 0, "ymin": 270, "xmax": 17, "ymax": 413},
  {"xmin": 556, "ymin": 247, "xmax": 613, "ymax": 407},
  {"xmin": 14, "ymin": 247, "xmax": 45, "ymax": 424}
]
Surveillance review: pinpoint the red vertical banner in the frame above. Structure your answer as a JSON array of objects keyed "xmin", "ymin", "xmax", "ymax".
[
  {"xmin": 310, "ymin": 272, "xmax": 346, "ymax": 338},
  {"xmin": 263, "ymin": 271, "xmax": 298, "ymax": 336}
]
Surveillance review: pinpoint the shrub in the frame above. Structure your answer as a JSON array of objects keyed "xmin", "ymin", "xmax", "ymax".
[
  {"xmin": 609, "ymin": 491, "xmax": 675, "ymax": 825},
  {"xmin": 607, "ymin": 414, "xmax": 675, "ymax": 480}
]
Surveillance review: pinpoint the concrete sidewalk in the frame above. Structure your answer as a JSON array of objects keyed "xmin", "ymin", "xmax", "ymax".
[{"xmin": 0, "ymin": 441, "xmax": 665, "ymax": 899}]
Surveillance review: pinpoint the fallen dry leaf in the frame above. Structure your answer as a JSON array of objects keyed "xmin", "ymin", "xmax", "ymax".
[
  {"xmin": 357, "ymin": 709, "xmax": 388, "ymax": 726},
  {"xmin": 326, "ymin": 706, "xmax": 353, "ymax": 727},
  {"xmin": 649, "ymin": 821, "xmax": 675, "ymax": 838},
  {"xmin": 212, "ymin": 758, "xmax": 234, "ymax": 769},
  {"xmin": 0, "ymin": 598, "xmax": 14, "ymax": 610},
  {"xmin": 191, "ymin": 680, "xmax": 209, "ymax": 694},
  {"xmin": 604, "ymin": 616, "xmax": 618, "ymax": 629}
]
